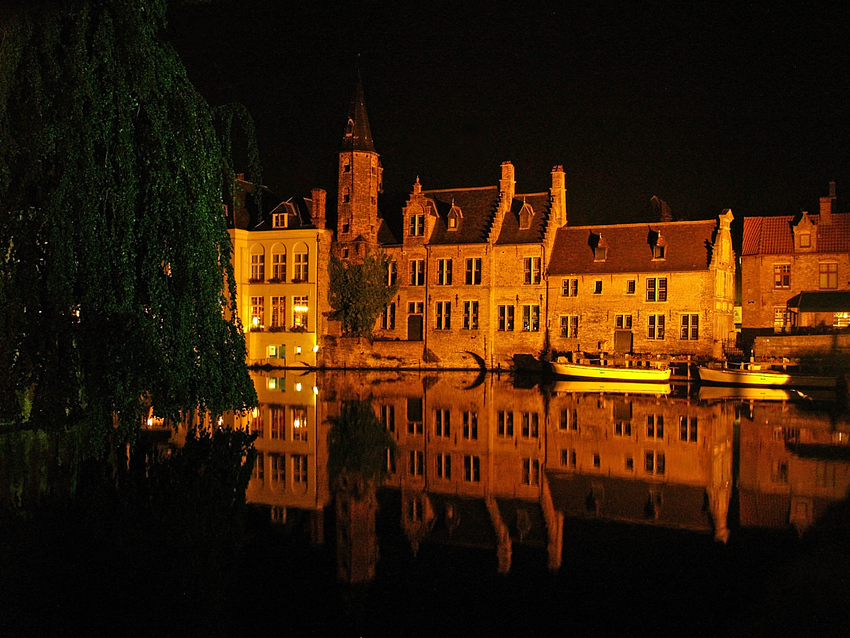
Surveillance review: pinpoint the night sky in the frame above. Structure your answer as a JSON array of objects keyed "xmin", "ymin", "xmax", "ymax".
[{"xmin": 167, "ymin": 0, "xmax": 849, "ymax": 227}]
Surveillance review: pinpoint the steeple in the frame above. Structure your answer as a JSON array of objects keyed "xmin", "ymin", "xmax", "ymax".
[{"xmin": 341, "ymin": 69, "xmax": 375, "ymax": 153}]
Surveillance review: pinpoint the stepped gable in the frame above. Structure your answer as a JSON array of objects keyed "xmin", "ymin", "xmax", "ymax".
[
  {"xmin": 495, "ymin": 193, "xmax": 551, "ymax": 245},
  {"xmin": 424, "ymin": 186, "xmax": 500, "ymax": 245},
  {"xmin": 548, "ymin": 219, "xmax": 718, "ymax": 275},
  {"xmin": 742, "ymin": 212, "xmax": 850, "ymax": 255}
]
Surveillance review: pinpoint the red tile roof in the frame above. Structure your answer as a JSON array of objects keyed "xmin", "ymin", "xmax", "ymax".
[
  {"xmin": 742, "ymin": 212, "xmax": 850, "ymax": 256},
  {"xmin": 547, "ymin": 219, "xmax": 719, "ymax": 275}
]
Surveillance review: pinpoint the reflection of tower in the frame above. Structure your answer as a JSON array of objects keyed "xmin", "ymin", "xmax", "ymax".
[
  {"xmin": 335, "ymin": 473, "xmax": 379, "ymax": 585},
  {"xmin": 708, "ymin": 401, "xmax": 734, "ymax": 542}
]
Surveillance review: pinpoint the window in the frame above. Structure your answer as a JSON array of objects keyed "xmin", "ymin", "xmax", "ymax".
[
  {"xmin": 343, "ymin": 158, "xmax": 351, "ymax": 173},
  {"xmin": 250, "ymin": 248, "xmax": 265, "ymax": 282},
  {"xmin": 522, "ymin": 459, "xmax": 540, "ymax": 486},
  {"xmin": 646, "ymin": 415, "xmax": 664, "ymax": 438},
  {"xmin": 271, "ymin": 406, "xmax": 285, "ymax": 440},
  {"xmin": 342, "ymin": 247, "xmax": 349, "ymax": 259},
  {"xmin": 271, "ymin": 453, "xmax": 285, "ymax": 484},
  {"xmin": 559, "ymin": 408, "xmax": 577, "ymax": 431},
  {"xmin": 498, "ymin": 305, "xmax": 515, "ymax": 331},
  {"xmin": 646, "ymin": 277, "xmax": 667, "ymax": 302},
  {"xmin": 250, "ymin": 296, "xmax": 264, "ymax": 330},
  {"xmin": 437, "ymin": 259, "xmax": 453, "ymax": 285},
  {"xmin": 409, "ymin": 211, "xmax": 425, "ymax": 236},
  {"xmin": 435, "ymin": 409, "xmax": 451, "ymax": 437},
  {"xmin": 653, "ymin": 245, "xmax": 666, "ymax": 260},
  {"xmin": 615, "ymin": 314, "xmax": 633, "ymax": 330},
  {"xmin": 380, "ymin": 405, "xmax": 395, "ymax": 432},
  {"xmin": 293, "ymin": 455, "xmax": 308, "ymax": 484},
  {"xmin": 463, "ymin": 301, "xmax": 479, "ymax": 330},
  {"xmin": 437, "ymin": 453, "xmax": 452, "ymax": 479},
  {"xmin": 593, "ymin": 280, "xmax": 602, "ymax": 295},
  {"xmin": 523, "ymin": 257, "xmax": 541, "ymax": 284},
  {"xmin": 341, "ymin": 220, "xmax": 350, "ymax": 234},
  {"xmin": 593, "ymin": 453, "xmax": 601, "ymax": 468},
  {"xmin": 680, "ymin": 314, "xmax": 699, "ymax": 340},
  {"xmin": 521, "ymin": 412, "xmax": 539, "ymax": 438},
  {"xmin": 645, "ymin": 451, "xmax": 665, "ymax": 475},
  {"xmin": 463, "ymin": 455, "xmax": 480, "ymax": 482},
  {"xmin": 820, "ymin": 262, "xmax": 838, "ymax": 289},
  {"xmin": 647, "ymin": 314, "xmax": 665, "ymax": 340},
  {"xmin": 561, "ymin": 449, "xmax": 577, "ymax": 468},
  {"xmin": 463, "ymin": 411, "xmax": 478, "ymax": 440},
  {"xmin": 292, "ymin": 407, "xmax": 308, "ymax": 441},
  {"xmin": 342, "ymin": 187, "xmax": 350, "ymax": 203},
  {"xmin": 625, "ymin": 456, "xmax": 634, "ymax": 471},
  {"xmin": 519, "ymin": 204, "xmax": 533, "ymax": 230},
  {"xmin": 381, "ymin": 302, "xmax": 396, "ymax": 330},
  {"xmin": 409, "ymin": 450, "xmax": 424, "ymax": 476},
  {"xmin": 271, "ymin": 296, "xmax": 285, "ymax": 328},
  {"xmin": 293, "ymin": 296, "xmax": 309, "ymax": 330},
  {"xmin": 800, "ymin": 232, "xmax": 811, "ymax": 248},
  {"xmin": 436, "ymin": 301, "xmax": 452, "ymax": 329},
  {"xmin": 626, "ymin": 280, "xmax": 636, "ymax": 295},
  {"xmin": 465, "ymin": 258, "xmax": 482, "ymax": 285},
  {"xmin": 408, "ymin": 301, "xmax": 424, "ymax": 314},
  {"xmin": 497, "ymin": 411, "xmax": 514, "ymax": 437},
  {"xmin": 594, "ymin": 245, "xmax": 607, "ymax": 261},
  {"xmin": 614, "ymin": 421, "xmax": 631, "ymax": 436},
  {"xmin": 272, "ymin": 212, "xmax": 288, "ymax": 228},
  {"xmin": 272, "ymin": 248, "xmax": 286, "ymax": 281},
  {"xmin": 267, "ymin": 374, "xmax": 285, "ymax": 388},
  {"xmin": 562, "ymin": 278, "xmax": 578, "ymax": 297},
  {"xmin": 409, "ymin": 259, "xmax": 425, "ymax": 286},
  {"xmin": 293, "ymin": 249, "xmax": 308, "ymax": 282},
  {"xmin": 387, "ymin": 261, "xmax": 397, "ymax": 286},
  {"xmin": 679, "ymin": 416, "xmax": 698, "ymax": 442},
  {"xmin": 774, "ymin": 264, "xmax": 791, "ymax": 289},
  {"xmin": 253, "ymin": 452, "xmax": 264, "ymax": 481},
  {"xmin": 522, "ymin": 305, "xmax": 540, "ymax": 331},
  {"xmin": 560, "ymin": 315, "xmax": 578, "ymax": 338},
  {"xmin": 774, "ymin": 306, "xmax": 790, "ymax": 332},
  {"xmin": 407, "ymin": 397, "xmax": 423, "ymax": 434},
  {"xmin": 448, "ymin": 215, "xmax": 458, "ymax": 230}
]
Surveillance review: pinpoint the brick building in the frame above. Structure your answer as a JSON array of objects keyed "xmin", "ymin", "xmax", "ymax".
[{"xmin": 741, "ymin": 182, "xmax": 850, "ymax": 338}]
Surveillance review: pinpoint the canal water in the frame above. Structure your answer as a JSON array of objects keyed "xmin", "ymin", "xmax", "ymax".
[{"xmin": 3, "ymin": 370, "xmax": 850, "ymax": 636}]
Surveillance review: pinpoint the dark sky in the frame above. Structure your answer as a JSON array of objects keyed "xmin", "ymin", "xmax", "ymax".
[{"xmin": 167, "ymin": 0, "xmax": 849, "ymax": 227}]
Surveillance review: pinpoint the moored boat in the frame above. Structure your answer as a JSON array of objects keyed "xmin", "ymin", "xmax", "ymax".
[
  {"xmin": 551, "ymin": 358, "xmax": 671, "ymax": 382},
  {"xmin": 697, "ymin": 365, "xmax": 837, "ymax": 388}
]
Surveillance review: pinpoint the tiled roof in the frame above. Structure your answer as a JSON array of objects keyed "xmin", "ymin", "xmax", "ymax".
[
  {"xmin": 424, "ymin": 186, "xmax": 500, "ymax": 245},
  {"xmin": 742, "ymin": 213, "xmax": 850, "ymax": 255},
  {"xmin": 548, "ymin": 219, "xmax": 718, "ymax": 275},
  {"xmin": 495, "ymin": 193, "xmax": 552, "ymax": 245}
]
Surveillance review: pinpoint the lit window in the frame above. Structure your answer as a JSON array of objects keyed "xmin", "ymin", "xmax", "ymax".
[
  {"xmin": 271, "ymin": 296, "xmax": 285, "ymax": 328},
  {"xmin": 293, "ymin": 247, "xmax": 309, "ymax": 281},
  {"xmin": 522, "ymin": 305, "xmax": 540, "ymax": 331},
  {"xmin": 799, "ymin": 232, "xmax": 810, "ymax": 248},
  {"xmin": 293, "ymin": 296, "xmax": 309, "ymax": 330},
  {"xmin": 250, "ymin": 246, "xmax": 265, "ymax": 282},
  {"xmin": 250, "ymin": 296, "xmax": 264, "ymax": 330},
  {"xmin": 820, "ymin": 262, "xmax": 838, "ymax": 289},
  {"xmin": 272, "ymin": 212, "xmax": 288, "ymax": 228},
  {"xmin": 292, "ymin": 406, "xmax": 308, "ymax": 441},
  {"xmin": 271, "ymin": 247, "xmax": 286, "ymax": 281}
]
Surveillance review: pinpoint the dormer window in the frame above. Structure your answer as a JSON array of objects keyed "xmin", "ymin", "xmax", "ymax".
[
  {"xmin": 408, "ymin": 204, "xmax": 425, "ymax": 237},
  {"xmin": 272, "ymin": 212, "xmax": 288, "ymax": 229},
  {"xmin": 448, "ymin": 203, "xmax": 462, "ymax": 231},
  {"xmin": 653, "ymin": 245, "xmax": 666, "ymax": 259},
  {"xmin": 591, "ymin": 233, "xmax": 608, "ymax": 261},
  {"xmin": 800, "ymin": 232, "xmax": 810, "ymax": 248},
  {"xmin": 519, "ymin": 202, "xmax": 533, "ymax": 230},
  {"xmin": 651, "ymin": 230, "xmax": 667, "ymax": 259}
]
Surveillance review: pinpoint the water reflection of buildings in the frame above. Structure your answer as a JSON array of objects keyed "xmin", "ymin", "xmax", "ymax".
[{"xmin": 228, "ymin": 370, "xmax": 850, "ymax": 580}]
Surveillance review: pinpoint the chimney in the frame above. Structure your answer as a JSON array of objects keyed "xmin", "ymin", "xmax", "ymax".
[
  {"xmin": 499, "ymin": 161, "xmax": 516, "ymax": 208},
  {"xmin": 820, "ymin": 181, "xmax": 835, "ymax": 225},
  {"xmin": 550, "ymin": 165, "xmax": 567, "ymax": 227},
  {"xmin": 311, "ymin": 188, "xmax": 326, "ymax": 230}
]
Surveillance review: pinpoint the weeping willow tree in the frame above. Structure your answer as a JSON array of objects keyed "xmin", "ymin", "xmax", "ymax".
[{"xmin": 0, "ymin": 0, "xmax": 257, "ymax": 443}]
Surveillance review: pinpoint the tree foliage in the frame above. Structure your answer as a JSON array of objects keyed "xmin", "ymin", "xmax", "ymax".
[
  {"xmin": 328, "ymin": 252, "xmax": 398, "ymax": 339},
  {"xmin": 0, "ymin": 0, "xmax": 256, "ymax": 439},
  {"xmin": 327, "ymin": 400, "xmax": 397, "ymax": 491}
]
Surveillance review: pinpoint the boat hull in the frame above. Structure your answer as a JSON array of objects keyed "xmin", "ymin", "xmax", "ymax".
[
  {"xmin": 551, "ymin": 360, "xmax": 671, "ymax": 382},
  {"xmin": 697, "ymin": 366, "xmax": 836, "ymax": 388}
]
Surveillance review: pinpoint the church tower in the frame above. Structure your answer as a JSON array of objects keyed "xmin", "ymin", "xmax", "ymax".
[{"xmin": 336, "ymin": 71, "xmax": 382, "ymax": 258}]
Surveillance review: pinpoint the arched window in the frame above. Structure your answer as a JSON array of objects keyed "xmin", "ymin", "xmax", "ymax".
[
  {"xmin": 271, "ymin": 244, "xmax": 286, "ymax": 281},
  {"xmin": 293, "ymin": 242, "xmax": 309, "ymax": 282},
  {"xmin": 342, "ymin": 187, "xmax": 350, "ymax": 204},
  {"xmin": 250, "ymin": 244, "xmax": 265, "ymax": 282}
]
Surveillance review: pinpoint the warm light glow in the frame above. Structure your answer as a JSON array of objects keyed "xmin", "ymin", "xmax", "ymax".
[
  {"xmin": 252, "ymin": 407, "xmax": 259, "ymax": 418},
  {"xmin": 147, "ymin": 418, "xmax": 153, "ymax": 427},
  {"xmin": 312, "ymin": 386, "xmax": 319, "ymax": 395},
  {"xmin": 217, "ymin": 416, "xmax": 223, "ymax": 426},
  {"xmin": 293, "ymin": 418, "xmax": 301, "ymax": 429},
  {"xmin": 312, "ymin": 344, "xmax": 319, "ymax": 353},
  {"xmin": 296, "ymin": 346, "xmax": 302, "ymax": 354},
  {"xmin": 252, "ymin": 316, "xmax": 259, "ymax": 327},
  {"xmin": 295, "ymin": 382, "xmax": 302, "ymax": 392},
  {"xmin": 293, "ymin": 304, "xmax": 309, "ymax": 312}
]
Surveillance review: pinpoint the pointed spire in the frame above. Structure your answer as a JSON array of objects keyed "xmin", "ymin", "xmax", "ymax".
[{"xmin": 341, "ymin": 68, "xmax": 375, "ymax": 153}]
